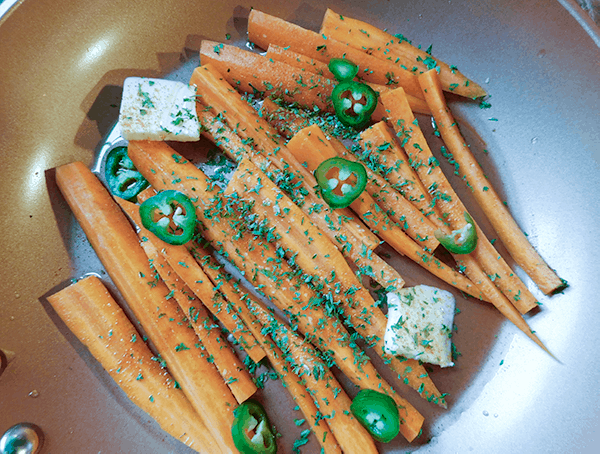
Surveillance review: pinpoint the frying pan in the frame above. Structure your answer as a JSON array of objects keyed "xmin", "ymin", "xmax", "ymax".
[{"xmin": 1, "ymin": 0, "xmax": 599, "ymax": 452}]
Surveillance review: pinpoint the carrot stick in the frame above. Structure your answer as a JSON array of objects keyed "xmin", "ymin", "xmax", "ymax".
[
  {"xmin": 259, "ymin": 98, "xmax": 312, "ymax": 138},
  {"xmin": 193, "ymin": 64, "xmax": 412, "ymax": 298},
  {"xmin": 132, "ymin": 190, "xmax": 267, "ymax": 364},
  {"xmin": 55, "ymin": 162, "xmax": 238, "ymax": 453},
  {"xmin": 347, "ymin": 244, "xmax": 406, "ymax": 292},
  {"xmin": 320, "ymin": 8, "xmax": 486, "ymax": 99},
  {"xmin": 200, "ymin": 40, "xmax": 428, "ymax": 124},
  {"xmin": 264, "ymin": 44, "xmax": 431, "ymax": 116},
  {"xmin": 142, "ymin": 239, "xmax": 257, "ymax": 403},
  {"xmin": 224, "ymin": 158, "xmax": 353, "ymax": 294},
  {"xmin": 47, "ymin": 276, "xmax": 220, "ymax": 453},
  {"xmin": 248, "ymin": 9, "xmax": 425, "ymax": 100},
  {"xmin": 186, "ymin": 241, "xmax": 268, "ymax": 353},
  {"xmin": 379, "ymin": 89, "xmax": 555, "ymax": 354},
  {"xmin": 198, "ymin": 103, "xmax": 405, "ymax": 294},
  {"xmin": 200, "ymin": 40, "xmax": 335, "ymax": 112},
  {"xmin": 186, "ymin": 241, "xmax": 344, "ymax": 453},
  {"xmin": 358, "ymin": 118, "xmax": 538, "ymax": 313},
  {"xmin": 245, "ymin": 297, "xmax": 379, "ymax": 453},
  {"xmin": 126, "ymin": 140, "xmax": 425, "ymax": 442},
  {"xmin": 266, "ymin": 44, "xmax": 333, "ymax": 77},
  {"xmin": 366, "ymin": 170, "xmax": 439, "ymax": 250},
  {"xmin": 266, "ymin": 46, "xmax": 390, "ymax": 123},
  {"xmin": 117, "ymin": 193, "xmax": 265, "ymax": 365},
  {"xmin": 115, "ymin": 198, "xmax": 257, "ymax": 403},
  {"xmin": 197, "ymin": 108, "xmax": 254, "ymax": 163},
  {"xmin": 257, "ymin": 339, "xmax": 343, "ymax": 454},
  {"xmin": 359, "ymin": 120, "xmax": 440, "ymax": 222},
  {"xmin": 418, "ymin": 69, "xmax": 565, "ymax": 295},
  {"xmin": 202, "ymin": 104, "xmax": 374, "ymax": 258},
  {"xmin": 287, "ymin": 126, "xmax": 485, "ymax": 300},
  {"xmin": 381, "ymin": 85, "xmax": 540, "ymax": 314},
  {"xmin": 191, "ymin": 64, "xmax": 380, "ymax": 251},
  {"xmin": 258, "ymin": 104, "xmax": 437, "ymax": 233}
]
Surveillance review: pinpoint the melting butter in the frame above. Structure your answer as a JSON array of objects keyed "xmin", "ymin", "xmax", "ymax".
[
  {"xmin": 119, "ymin": 77, "xmax": 200, "ymax": 142},
  {"xmin": 384, "ymin": 285, "xmax": 456, "ymax": 367}
]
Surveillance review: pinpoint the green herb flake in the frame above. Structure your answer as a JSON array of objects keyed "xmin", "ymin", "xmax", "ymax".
[
  {"xmin": 213, "ymin": 43, "xmax": 224, "ymax": 55},
  {"xmin": 175, "ymin": 343, "xmax": 190, "ymax": 352}
]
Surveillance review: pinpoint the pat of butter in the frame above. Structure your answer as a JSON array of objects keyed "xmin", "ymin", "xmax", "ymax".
[
  {"xmin": 384, "ymin": 285, "xmax": 456, "ymax": 367},
  {"xmin": 119, "ymin": 77, "xmax": 200, "ymax": 142}
]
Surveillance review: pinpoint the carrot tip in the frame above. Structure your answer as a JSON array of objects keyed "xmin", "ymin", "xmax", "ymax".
[
  {"xmin": 550, "ymin": 278, "xmax": 569, "ymax": 296},
  {"xmin": 528, "ymin": 331, "xmax": 559, "ymax": 362}
]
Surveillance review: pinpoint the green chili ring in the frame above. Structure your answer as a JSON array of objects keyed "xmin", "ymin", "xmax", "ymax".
[
  {"xmin": 328, "ymin": 57, "xmax": 359, "ymax": 82},
  {"xmin": 139, "ymin": 190, "xmax": 197, "ymax": 246},
  {"xmin": 350, "ymin": 389, "xmax": 400, "ymax": 443},
  {"xmin": 231, "ymin": 399, "xmax": 277, "ymax": 454},
  {"xmin": 434, "ymin": 211, "xmax": 478, "ymax": 254},
  {"xmin": 331, "ymin": 81, "xmax": 378, "ymax": 129},
  {"xmin": 104, "ymin": 146, "xmax": 149, "ymax": 201},
  {"xmin": 315, "ymin": 157, "xmax": 368, "ymax": 209}
]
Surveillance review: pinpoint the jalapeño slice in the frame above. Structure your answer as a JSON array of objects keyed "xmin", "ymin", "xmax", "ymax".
[
  {"xmin": 231, "ymin": 399, "xmax": 277, "ymax": 454},
  {"xmin": 104, "ymin": 146, "xmax": 149, "ymax": 201},
  {"xmin": 331, "ymin": 81, "xmax": 378, "ymax": 129},
  {"xmin": 139, "ymin": 190, "xmax": 197, "ymax": 245},
  {"xmin": 434, "ymin": 211, "xmax": 478, "ymax": 254},
  {"xmin": 315, "ymin": 157, "xmax": 367, "ymax": 209}
]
